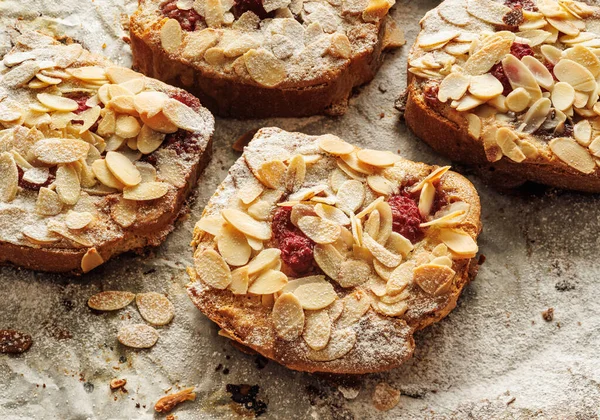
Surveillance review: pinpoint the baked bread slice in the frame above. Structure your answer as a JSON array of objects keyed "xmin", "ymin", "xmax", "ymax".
[
  {"xmin": 0, "ymin": 32, "xmax": 214, "ymax": 274},
  {"xmin": 129, "ymin": 0, "xmax": 404, "ymax": 118},
  {"xmin": 187, "ymin": 127, "xmax": 482, "ymax": 374},
  {"xmin": 405, "ymin": 0, "xmax": 600, "ymax": 192}
]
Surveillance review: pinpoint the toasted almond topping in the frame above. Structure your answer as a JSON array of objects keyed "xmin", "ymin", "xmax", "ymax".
[
  {"xmin": 411, "ymin": 166, "xmax": 450, "ymax": 192},
  {"xmin": 414, "ymin": 263, "xmax": 456, "ymax": 296},
  {"xmin": 88, "ymin": 291, "xmax": 135, "ymax": 311},
  {"xmin": 306, "ymin": 328, "xmax": 356, "ymax": 362},
  {"xmin": 336, "ymin": 290, "xmax": 371, "ymax": 329},
  {"xmin": 468, "ymin": 74, "xmax": 503, "ymax": 100},
  {"xmin": 136, "ymin": 292, "xmax": 175, "ymax": 326},
  {"xmin": 0, "ymin": 152, "xmax": 18, "ymax": 202},
  {"xmin": 328, "ymin": 33, "xmax": 352, "ymax": 59},
  {"xmin": 549, "ymin": 137, "xmax": 596, "ymax": 174},
  {"xmin": 467, "ymin": 0, "xmax": 511, "ymax": 25},
  {"xmin": 111, "ymin": 198, "xmax": 137, "ymax": 228},
  {"xmin": 366, "ymin": 175, "xmax": 396, "ymax": 196},
  {"xmin": 418, "ymin": 30, "xmax": 459, "ymax": 50},
  {"xmin": 385, "ymin": 259, "xmax": 414, "ymax": 296},
  {"xmin": 438, "ymin": 72, "xmax": 470, "ymax": 103},
  {"xmin": 371, "ymin": 297, "xmax": 408, "ymax": 317},
  {"xmin": 364, "ymin": 209, "xmax": 380, "ymax": 238},
  {"xmin": 315, "ymin": 203, "xmax": 350, "ymax": 226},
  {"xmin": 363, "ymin": 0, "xmax": 393, "ymax": 22},
  {"xmin": 372, "ymin": 383, "xmax": 401, "ymax": 412},
  {"xmin": 298, "ymin": 216, "xmax": 341, "ymax": 244},
  {"xmin": 65, "ymin": 211, "xmax": 94, "ymax": 230},
  {"xmin": 68, "ymin": 66, "xmax": 106, "ymax": 81},
  {"xmin": 356, "ymin": 149, "xmax": 401, "ymax": 167},
  {"xmin": 328, "ymin": 298, "xmax": 345, "ymax": 322},
  {"xmin": 521, "ymin": 97, "xmax": 551, "ymax": 134},
  {"xmin": 521, "ymin": 55, "xmax": 554, "ymax": 91},
  {"xmin": 36, "ymin": 93, "xmax": 78, "ymax": 112},
  {"xmin": 363, "ymin": 232, "xmax": 402, "ymax": 268},
  {"xmin": 222, "ymin": 208, "xmax": 271, "ymax": 240},
  {"xmin": 230, "ymin": 267, "xmax": 250, "ymax": 294},
  {"xmin": 505, "ymin": 87, "xmax": 531, "ymax": 113},
  {"xmin": 217, "ymin": 222, "xmax": 252, "ymax": 266},
  {"xmin": 551, "ymin": 82, "xmax": 576, "ymax": 112},
  {"xmin": 162, "ymin": 98, "xmax": 204, "ymax": 132},
  {"xmin": 386, "ymin": 231, "xmax": 413, "ymax": 257},
  {"xmin": 464, "ymin": 36, "xmax": 513, "ymax": 75},
  {"xmin": 154, "ymin": 387, "xmax": 196, "ymax": 414},
  {"xmin": 35, "ymin": 187, "xmax": 63, "ymax": 216},
  {"xmin": 256, "ymin": 160, "xmax": 286, "ymax": 189},
  {"xmin": 438, "ymin": 229, "xmax": 478, "ymax": 257},
  {"xmin": 336, "ymin": 180, "xmax": 365, "ymax": 214},
  {"xmin": 105, "ymin": 151, "xmax": 142, "ymax": 187},
  {"xmin": 243, "ymin": 49, "xmax": 286, "ymax": 88},
  {"xmin": 136, "ymin": 124, "xmax": 166, "ymax": 154},
  {"xmin": 554, "ymin": 59, "xmax": 596, "ymax": 92},
  {"xmin": 55, "ymin": 164, "xmax": 80, "ymax": 205},
  {"xmin": 248, "ymin": 269, "xmax": 288, "ymax": 294},
  {"xmin": 292, "ymin": 281, "xmax": 337, "ymax": 310},
  {"xmin": 340, "ymin": 152, "xmax": 376, "ymax": 175},
  {"xmin": 303, "ymin": 309, "xmax": 332, "ymax": 350},
  {"xmin": 314, "ymin": 244, "xmax": 344, "ymax": 281},
  {"xmin": 285, "ymin": 155, "xmax": 306, "ymax": 192},
  {"xmin": 117, "ymin": 324, "xmax": 159, "ymax": 349},
  {"xmin": 502, "ymin": 54, "xmax": 542, "ymax": 103},
  {"xmin": 161, "ymin": 18, "xmax": 183, "ymax": 53},
  {"xmin": 194, "ymin": 248, "xmax": 232, "ymax": 289},
  {"xmin": 272, "ymin": 292, "xmax": 304, "ymax": 341},
  {"xmin": 246, "ymin": 248, "xmax": 281, "ymax": 276},
  {"xmin": 140, "ymin": 112, "xmax": 179, "ymax": 134},
  {"xmin": 32, "ymin": 138, "xmax": 90, "ymax": 165},
  {"xmin": 134, "ymin": 91, "xmax": 169, "ymax": 117},
  {"xmin": 106, "ymin": 66, "xmax": 144, "ymax": 84},
  {"xmin": 318, "ymin": 134, "xmax": 354, "ymax": 155},
  {"xmin": 123, "ymin": 182, "xmax": 170, "ymax": 201},
  {"xmin": 337, "ymin": 259, "xmax": 371, "ymax": 288},
  {"xmin": 22, "ymin": 224, "xmax": 60, "ymax": 245},
  {"xmin": 574, "ymin": 120, "xmax": 592, "ymax": 146},
  {"xmin": 92, "ymin": 159, "xmax": 125, "ymax": 190}
]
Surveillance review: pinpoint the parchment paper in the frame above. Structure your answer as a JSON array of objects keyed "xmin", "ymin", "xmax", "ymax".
[{"xmin": 2, "ymin": 0, "xmax": 600, "ymax": 418}]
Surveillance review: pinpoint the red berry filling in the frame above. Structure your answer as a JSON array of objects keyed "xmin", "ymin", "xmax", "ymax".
[
  {"xmin": 504, "ymin": 0, "xmax": 538, "ymax": 11},
  {"xmin": 387, "ymin": 193, "xmax": 424, "ymax": 244},
  {"xmin": 491, "ymin": 43, "xmax": 535, "ymax": 96},
  {"xmin": 232, "ymin": 0, "xmax": 271, "ymax": 19},
  {"xmin": 272, "ymin": 207, "xmax": 314, "ymax": 274},
  {"xmin": 161, "ymin": 0, "xmax": 204, "ymax": 31}
]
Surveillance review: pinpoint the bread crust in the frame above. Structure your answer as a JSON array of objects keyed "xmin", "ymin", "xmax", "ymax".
[
  {"xmin": 129, "ymin": 1, "xmax": 392, "ymax": 118},
  {"xmin": 187, "ymin": 127, "xmax": 482, "ymax": 374}
]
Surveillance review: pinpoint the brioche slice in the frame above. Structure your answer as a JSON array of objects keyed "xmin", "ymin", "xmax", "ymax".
[
  {"xmin": 187, "ymin": 127, "xmax": 482, "ymax": 374},
  {"xmin": 0, "ymin": 32, "xmax": 214, "ymax": 274},
  {"xmin": 129, "ymin": 0, "xmax": 404, "ymax": 118},
  {"xmin": 405, "ymin": 0, "xmax": 600, "ymax": 192}
]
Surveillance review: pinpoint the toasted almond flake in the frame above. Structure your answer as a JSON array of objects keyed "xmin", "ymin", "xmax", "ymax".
[
  {"xmin": 217, "ymin": 223, "xmax": 251, "ymax": 266},
  {"xmin": 521, "ymin": 55, "xmax": 554, "ymax": 91},
  {"xmin": 88, "ymin": 291, "xmax": 135, "ymax": 311},
  {"xmin": 464, "ymin": 37, "xmax": 513, "ymax": 75},
  {"xmin": 123, "ymin": 182, "xmax": 170, "ymax": 201},
  {"xmin": 337, "ymin": 159, "xmax": 367, "ymax": 181},
  {"xmin": 35, "ymin": 187, "xmax": 63, "ymax": 216},
  {"xmin": 328, "ymin": 299, "xmax": 345, "ymax": 322},
  {"xmin": 549, "ymin": 137, "xmax": 596, "ymax": 174},
  {"xmin": 314, "ymin": 244, "xmax": 344, "ymax": 281},
  {"xmin": 385, "ymin": 232, "xmax": 413, "ymax": 257},
  {"xmin": 589, "ymin": 137, "xmax": 600, "ymax": 158},
  {"xmin": 437, "ymin": 72, "xmax": 470, "ymax": 103},
  {"xmin": 113, "ymin": 115, "xmax": 141, "ymax": 139},
  {"xmin": 110, "ymin": 198, "xmax": 137, "ymax": 228},
  {"xmin": 298, "ymin": 216, "xmax": 341, "ymax": 244},
  {"xmin": 351, "ymin": 214, "xmax": 364, "ymax": 246},
  {"xmin": 246, "ymin": 236, "xmax": 263, "ymax": 252},
  {"xmin": 366, "ymin": 175, "xmax": 396, "ymax": 196},
  {"xmin": 92, "ymin": 159, "xmax": 124, "ymax": 190},
  {"xmin": 386, "ymin": 260, "xmax": 415, "ymax": 296},
  {"xmin": 194, "ymin": 248, "xmax": 232, "ymax": 289},
  {"xmin": 303, "ymin": 309, "xmax": 332, "ymax": 350},
  {"xmin": 467, "ymin": 0, "xmax": 511, "ymax": 24},
  {"xmin": 65, "ymin": 211, "xmax": 94, "ymax": 230},
  {"xmin": 237, "ymin": 180, "xmax": 264, "ymax": 205},
  {"xmin": 55, "ymin": 164, "xmax": 80, "ymax": 205},
  {"xmin": 418, "ymin": 31, "xmax": 459, "ymax": 50},
  {"xmin": 117, "ymin": 324, "xmax": 159, "ymax": 349},
  {"xmin": 505, "ymin": 87, "xmax": 531, "ymax": 113},
  {"xmin": 289, "ymin": 203, "xmax": 316, "ymax": 226},
  {"xmin": 154, "ymin": 387, "xmax": 196, "ymax": 413},
  {"xmin": 195, "ymin": 215, "xmax": 225, "ymax": 237},
  {"xmin": 554, "ymin": 59, "xmax": 596, "ymax": 92},
  {"xmin": 362, "ymin": 0, "xmax": 393, "ymax": 22},
  {"xmin": 246, "ymin": 248, "xmax": 281, "ymax": 276},
  {"xmin": 136, "ymin": 124, "xmax": 166, "ymax": 154},
  {"xmin": 248, "ymin": 269, "xmax": 288, "ymax": 294},
  {"xmin": 22, "ymin": 224, "xmax": 60, "ymax": 245},
  {"xmin": 105, "ymin": 151, "xmax": 142, "ymax": 187},
  {"xmin": 243, "ymin": 49, "xmax": 286, "ymax": 88},
  {"xmin": 318, "ymin": 135, "xmax": 354, "ymax": 155},
  {"xmin": 221, "ymin": 208, "xmax": 271, "ymax": 240},
  {"xmin": 36, "ymin": 93, "xmax": 77, "ymax": 112},
  {"xmin": 546, "ymin": 17, "xmax": 579, "ymax": 37},
  {"xmin": 68, "ymin": 66, "xmax": 106, "ymax": 81},
  {"xmin": 551, "ymin": 82, "xmax": 576, "ymax": 112},
  {"xmin": 363, "ymin": 232, "xmax": 402, "ymax": 268},
  {"xmin": 229, "ymin": 267, "xmax": 250, "ymax": 295},
  {"xmin": 32, "ymin": 138, "xmax": 89, "ymax": 165},
  {"xmin": 521, "ymin": 98, "xmax": 552, "ymax": 134},
  {"xmin": 306, "ymin": 328, "xmax": 356, "ymax": 362},
  {"xmin": 271, "ymin": 293, "xmax": 304, "ymax": 341},
  {"xmin": 355, "ymin": 196, "xmax": 384, "ymax": 219},
  {"xmin": 452, "ymin": 94, "xmax": 485, "ymax": 112},
  {"xmin": 134, "ymin": 91, "xmax": 169, "ymax": 118},
  {"xmin": 336, "ymin": 180, "xmax": 365, "ymax": 214},
  {"xmin": 418, "ymin": 182, "xmax": 435, "ymax": 219},
  {"xmin": 162, "ymin": 98, "xmax": 204, "ymax": 132},
  {"xmin": 336, "ymin": 290, "xmax": 371, "ymax": 329},
  {"xmin": 337, "ymin": 260, "xmax": 371, "ymax": 288},
  {"xmin": 373, "ymin": 259, "xmax": 393, "ymax": 281},
  {"xmin": 356, "ymin": 149, "xmax": 400, "ymax": 168},
  {"xmin": 78, "ymin": 106, "xmax": 102, "ymax": 134},
  {"xmin": 371, "ymin": 297, "xmax": 408, "ymax": 317},
  {"xmin": 315, "ymin": 203, "xmax": 350, "ymax": 226},
  {"xmin": 285, "ymin": 154, "xmax": 306, "ymax": 192},
  {"xmin": 256, "ymin": 160, "xmax": 286, "ymax": 189},
  {"xmin": 467, "ymin": 74, "xmax": 503, "ymax": 101},
  {"xmin": 136, "ymin": 292, "xmax": 175, "ymax": 326},
  {"xmin": 0, "ymin": 152, "xmax": 18, "ymax": 202},
  {"xmin": 413, "ymin": 263, "xmax": 456, "ymax": 296},
  {"xmin": 340, "ymin": 152, "xmax": 376, "ymax": 175},
  {"xmin": 248, "ymin": 200, "xmax": 271, "ymax": 221},
  {"xmin": 438, "ymin": 229, "xmax": 478, "ymax": 257},
  {"xmin": 574, "ymin": 120, "xmax": 592, "ymax": 146},
  {"xmin": 106, "ymin": 66, "xmax": 144, "ymax": 84},
  {"xmin": 364, "ymin": 209, "xmax": 380, "ymax": 238},
  {"xmin": 140, "ymin": 112, "xmax": 179, "ymax": 134},
  {"xmin": 161, "ymin": 18, "xmax": 183, "ymax": 53}
]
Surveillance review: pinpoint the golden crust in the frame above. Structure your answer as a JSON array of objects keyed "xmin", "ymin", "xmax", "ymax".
[{"xmin": 187, "ymin": 127, "xmax": 482, "ymax": 374}]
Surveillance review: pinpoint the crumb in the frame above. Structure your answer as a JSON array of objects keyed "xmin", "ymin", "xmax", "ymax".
[
  {"xmin": 166, "ymin": 415, "xmax": 175, "ymax": 420},
  {"xmin": 542, "ymin": 308, "xmax": 554, "ymax": 322},
  {"xmin": 154, "ymin": 387, "xmax": 196, "ymax": 413},
  {"xmin": 110, "ymin": 378, "xmax": 127, "ymax": 390},
  {"xmin": 507, "ymin": 396, "xmax": 516, "ymax": 405}
]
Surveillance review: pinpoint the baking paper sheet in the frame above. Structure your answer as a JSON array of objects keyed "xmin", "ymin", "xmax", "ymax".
[{"xmin": 2, "ymin": 0, "xmax": 600, "ymax": 418}]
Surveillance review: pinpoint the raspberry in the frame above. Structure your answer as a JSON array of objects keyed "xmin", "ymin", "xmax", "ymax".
[
  {"xmin": 161, "ymin": 0, "xmax": 204, "ymax": 31},
  {"xmin": 232, "ymin": 0, "xmax": 271, "ymax": 19},
  {"xmin": 387, "ymin": 194, "xmax": 424, "ymax": 243},
  {"xmin": 504, "ymin": 0, "xmax": 537, "ymax": 11},
  {"xmin": 509, "ymin": 42, "xmax": 534, "ymax": 60},
  {"xmin": 272, "ymin": 207, "xmax": 314, "ymax": 274},
  {"xmin": 63, "ymin": 93, "xmax": 91, "ymax": 114}
]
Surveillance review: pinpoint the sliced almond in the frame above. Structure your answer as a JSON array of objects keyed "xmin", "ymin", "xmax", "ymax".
[
  {"xmin": 468, "ymin": 74, "xmax": 503, "ymax": 100},
  {"xmin": 248, "ymin": 269, "xmax": 288, "ymax": 294},
  {"xmin": 246, "ymin": 248, "xmax": 281, "ymax": 276},
  {"xmin": 68, "ymin": 66, "xmax": 106, "ymax": 81},
  {"xmin": 521, "ymin": 97, "xmax": 551, "ymax": 134},
  {"xmin": 140, "ymin": 112, "xmax": 179, "ymax": 134},
  {"xmin": 464, "ymin": 37, "xmax": 513, "ymax": 75},
  {"xmin": 418, "ymin": 182, "xmax": 435, "ymax": 218},
  {"xmin": 161, "ymin": 18, "xmax": 183, "ymax": 53},
  {"xmin": 37, "ymin": 93, "xmax": 78, "ymax": 112},
  {"xmin": 364, "ymin": 209, "xmax": 380, "ymax": 239},
  {"xmin": 134, "ymin": 91, "xmax": 169, "ymax": 118},
  {"xmin": 78, "ymin": 106, "xmax": 102, "ymax": 134},
  {"xmin": 162, "ymin": 98, "xmax": 205, "ymax": 132},
  {"xmin": 117, "ymin": 324, "xmax": 159, "ymax": 349},
  {"xmin": 554, "ymin": 59, "xmax": 596, "ymax": 92},
  {"xmin": 466, "ymin": 0, "xmax": 511, "ymax": 25},
  {"xmin": 230, "ymin": 267, "xmax": 250, "ymax": 295},
  {"xmin": 114, "ymin": 115, "xmax": 141, "ymax": 139},
  {"xmin": 136, "ymin": 292, "xmax": 175, "ymax": 326},
  {"xmin": 217, "ymin": 223, "xmax": 252, "ymax": 266},
  {"xmin": 193, "ymin": 248, "xmax": 232, "ymax": 289},
  {"xmin": 549, "ymin": 137, "xmax": 596, "ymax": 174},
  {"xmin": 502, "ymin": 55, "xmax": 542, "ymax": 103},
  {"xmin": 105, "ymin": 151, "xmax": 142, "ymax": 187},
  {"xmin": 414, "ymin": 263, "xmax": 456, "ymax": 296},
  {"xmin": 297, "ymin": 216, "xmax": 340, "ymax": 244},
  {"xmin": 303, "ymin": 310, "xmax": 331, "ymax": 350},
  {"xmin": 0, "ymin": 152, "xmax": 18, "ymax": 202},
  {"xmin": 88, "ymin": 291, "xmax": 135, "ymax": 311},
  {"xmin": 336, "ymin": 290, "xmax": 371, "ymax": 329},
  {"xmin": 337, "ymin": 259, "xmax": 371, "ymax": 288},
  {"xmin": 356, "ymin": 149, "xmax": 401, "ymax": 168},
  {"xmin": 315, "ymin": 203, "xmax": 350, "ymax": 226},
  {"xmin": 386, "ymin": 260, "xmax": 415, "ymax": 296},
  {"xmin": 318, "ymin": 135, "xmax": 354, "ymax": 156},
  {"xmin": 22, "ymin": 224, "xmax": 60, "ymax": 245},
  {"xmin": 65, "ymin": 211, "xmax": 94, "ymax": 230},
  {"xmin": 385, "ymin": 232, "xmax": 414, "ymax": 257},
  {"xmin": 521, "ymin": 55, "xmax": 554, "ymax": 91},
  {"xmin": 92, "ymin": 159, "xmax": 125, "ymax": 190},
  {"xmin": 438, "ymin": 229, "xmax": 479, "ymax": 258},
  {"xmin": 418, "ymin": 31, "xmax": 459, "ymax": 50},
  {"xmin": 36, "ymin": 187, "xmax": 63, "ymax": 216},
  {"xmin": 55, "ymin": 164, "xmax": 80, "ymax": 205},
  {"xmin": 106, "ymin": 66, "xmax": 144, "ymax": 84},
  {"xmin": 437, "ymin": 72, "xmax": 470, "ymax": 103},
  {"xmin": 221, "ymin": 208, "xmax": 271, "ymax": 240},
  {"xmin": 285, "ymin": 154, "xmax": 306, "ymax": 192},
  {"xmin": 123, "ymin": 182, "xmax": 170, "ymax": 201},
  {"xmin": 292, "ymin": 281, "xmax": 337, "ymax": 310},
  {"xmin": 243, "ymin": 49, "xmax": 286, "ymax": 88},
  {"xmin": 367, "ymin": 175, "xmax": 396, "ymax": 196},
  {"xmin": 306, "ymin": 328, "xmax": 356, "ymax": 362},
  {"xmin": 257, "ymin": 160, "xmax": 286, "ymax": 189},
  {"xmin": 551, "ymin": 82, "xmax": 576, "ymax": 112},
  {"xmin": 505, "ymin": 87, "xmax": 531, "ymax": 113},
  {"xmin": 32, "ymin": 138, "xmax": 89, "ymax": 164},
  {"xmin": 336, "ymin": 180, "xmax": 365, "ymax": 214},
  {"xmin": 371, "ymin": 298, "xmax": 408, "ymax": 317},
  {"xmin": 574, "ymin": 120, "xmax": 592, "ymax": 146},
  {"xmin": 362, "ymin": 232, "xmax": 402, "ymax": 268},
  {"xmin": 340, "ymin": 152, "xmax": 376, "ymax": 175},
  {"xmin": 272, "ymin": 293, "xmax": 304, "ymax": 341},
  {"xmin": 313, "ymin": 244, "xmax": 344, "ymax": 281},
  {"xmin": 111, "ymin": 198, "xmax": 137, "ymax": 228},
  {"xmin": 137, "ymin": 124, "xmax": 166, "ymax": 154}
]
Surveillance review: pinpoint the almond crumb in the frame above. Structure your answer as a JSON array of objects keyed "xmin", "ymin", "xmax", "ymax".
[
  {"xmin": 110, "ymin": 378, "xmax": 127, "ymax": 390},
  {"xmin": 155, "ymin": 387, "xmax": 196, "ymax": 413}
]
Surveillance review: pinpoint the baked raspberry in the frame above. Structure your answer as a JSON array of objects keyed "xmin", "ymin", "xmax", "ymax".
[
  {"xmin": 388, "ymin": 194, "xmax": 424, "ymax": 243},
  {"xmin": 272, "ymin": 207, "xmax": 315, "ymax": 274},
  {"xmin": 161, "ymin": 0, "xmax": 204, "ymax": 31},
  {"xmin": 64, "ymin": 93, "xmax": 91, "ymax": 114},
  {"xmin": 423, "ymin": 84, "xmax": 440, "ymax": 106},
  {"xmin": 232, "ymin": 0, "xmax": 271, "ymax": 20},
  {"xmin": 509, "ymin": 42, "xmax": 534, "ymax": 60},
  {"xmin": 504, "ymin": 0, "xmax": 537, "ymax": 11}
]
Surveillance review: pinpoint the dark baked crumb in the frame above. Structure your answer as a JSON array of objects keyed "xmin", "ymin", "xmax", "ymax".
[
  {"xmin": 503, "ymin": 6, "xmax": 524, "ymax": 27},
  {"xmin": 542, "ymin": 307, "xmax": 554, "ymax": 322},
  {"xmin": 226, "ymin": 384, "xmax": 268, "ymax": 417},
  {"xmin": 0, "ymin": 329, "xmax": 32, "ymax": 353}
]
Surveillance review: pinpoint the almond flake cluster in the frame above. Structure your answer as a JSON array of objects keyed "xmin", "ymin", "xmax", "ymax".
[
  {"xmin": 409, "ymin": 0, "xmax": 600, "ymax": 175},
  {"xmin": 190, "ymin": 131, "xmax": 478, "ymax": 362},
  {"xmin": 0, "ymin": 33, "xmax": 209, "ymax": 273}
]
